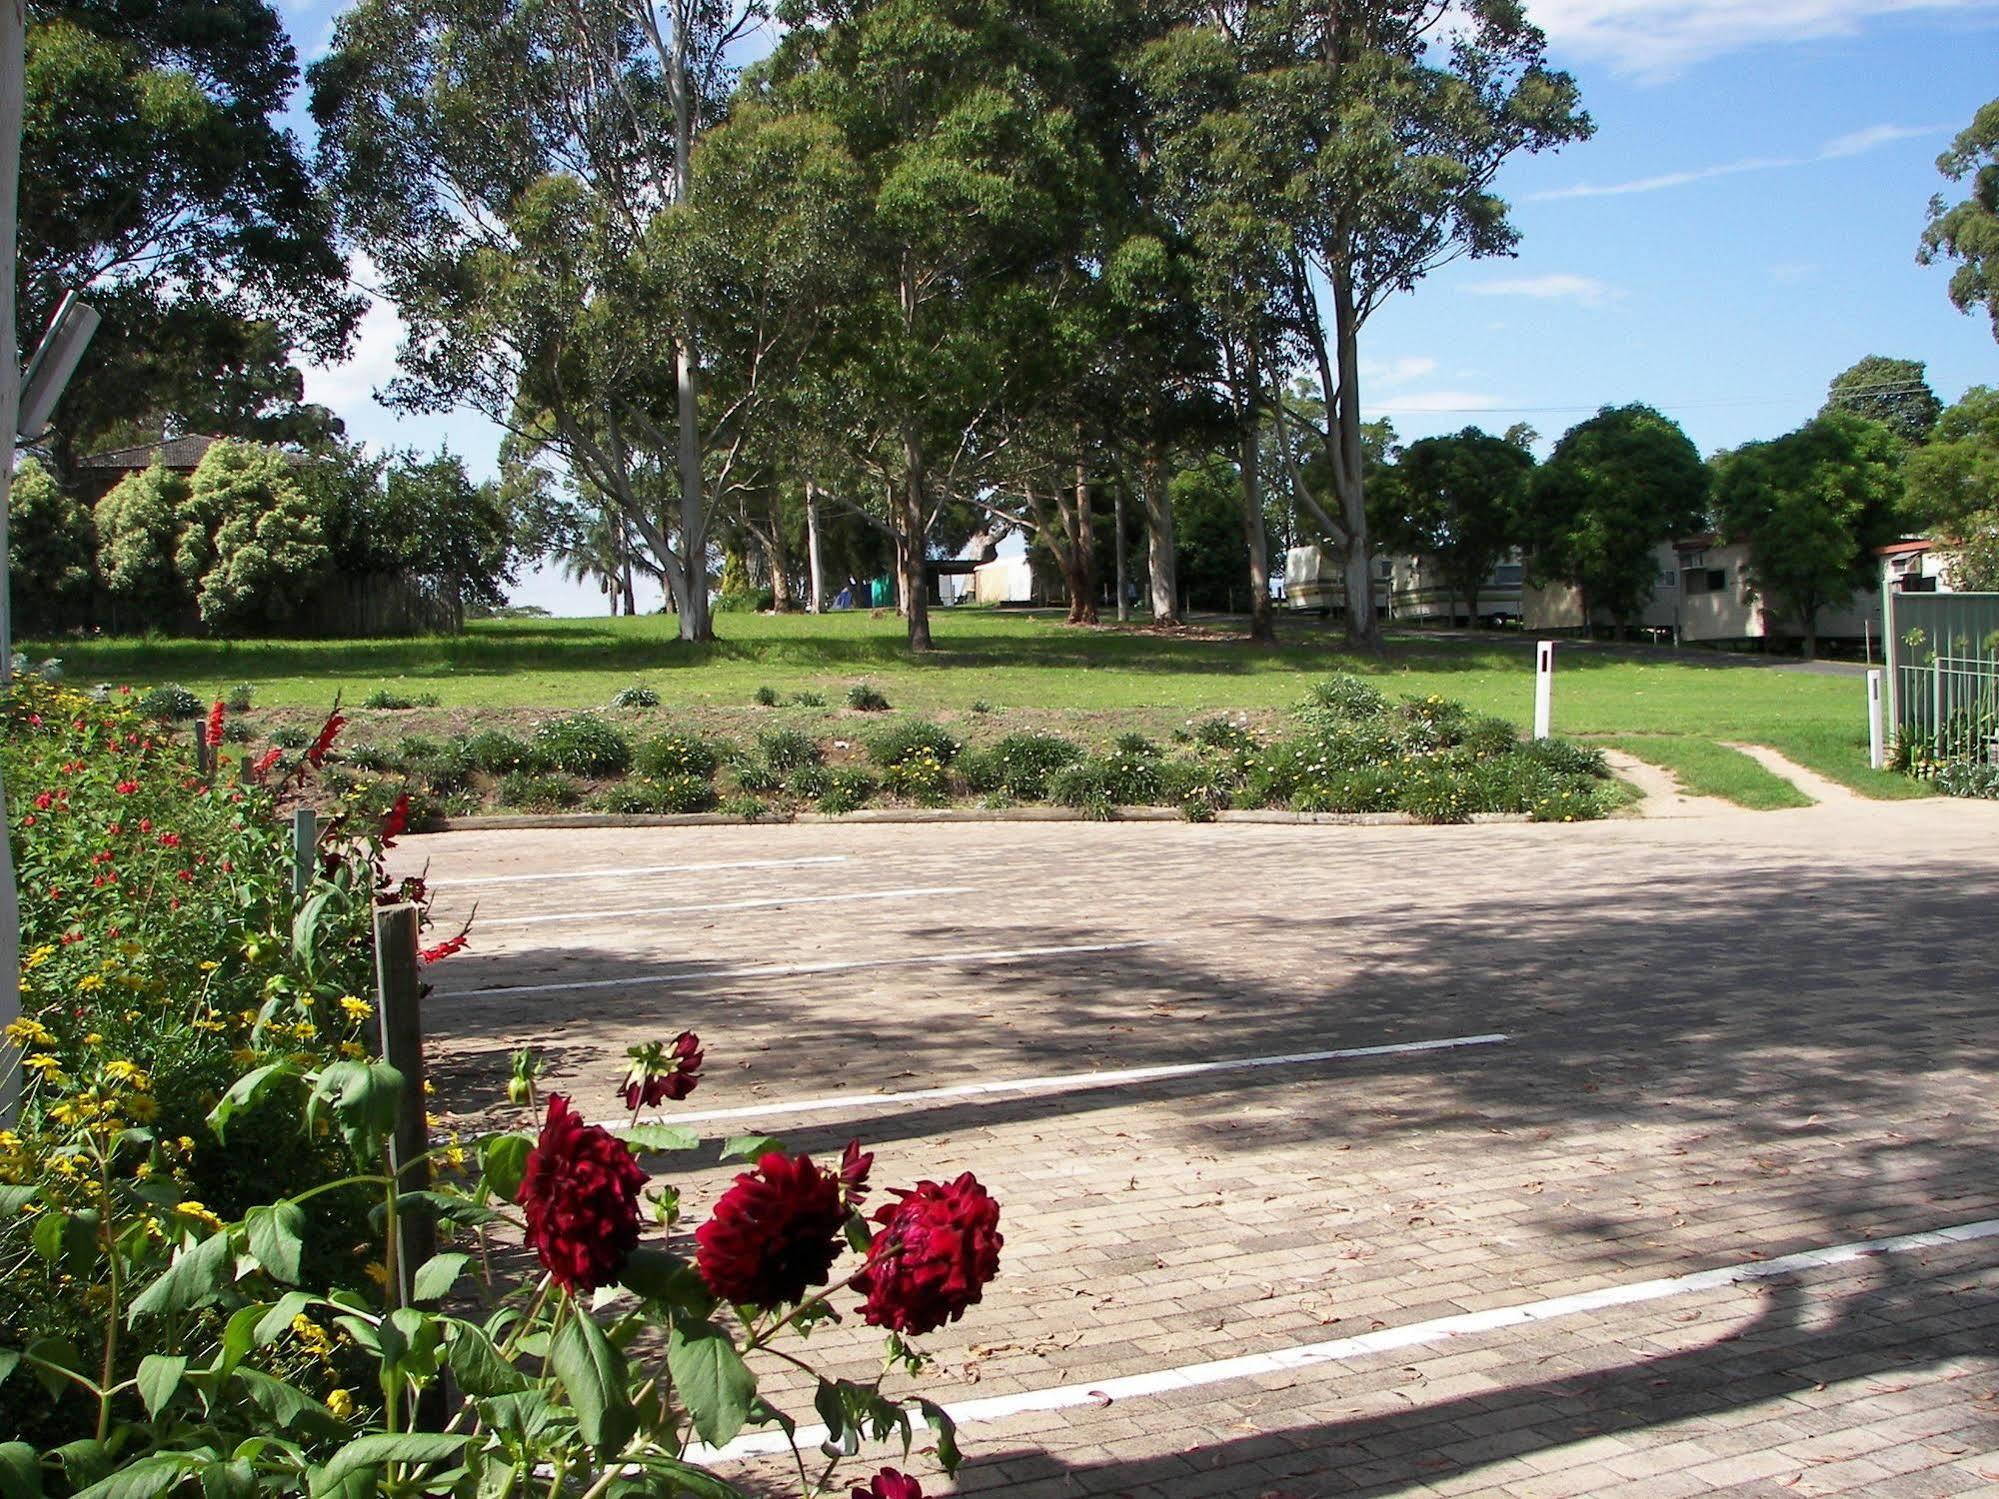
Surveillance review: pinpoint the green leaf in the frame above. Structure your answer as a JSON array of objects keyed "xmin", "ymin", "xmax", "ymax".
[
  {"xmin": 444, "ymin": 1322, "xmax": 526, "ymax": 1399},
  {"xmin": 252, "ymin": 1292, "xmax": 317, "ymax": 1349},
  {"xmin": 0, "ymin": 1349, "xmax": 17, "ymax": 1388},
  {"xmin": 308, "ymin": 1059, "xmax": 404, "ymax": 1166},
  {"xmin": 813, "ymin": 1379, "xmax": 845, "ymax": 1445},
  {"xmin": 0, "ymin": 1442, "xmax": 42, "ymax": 1499},
  {"xmin": 232, "ymin": 1368, "xmax": 344, "ymax": 1437},
  {"xmin": 549, "ymin": 1308, "xmax": 637, "ymax": 1459},
  {"xmin": 199, "ymin": 1461, "xmax": 254, "ymax": 1499},
  {"xmin": 478, "ymin": 1133, "xmax": 532, "ymax": 1201},
  {"xmin": 616, "ymin": 1248, "xmax": 711, "ymax": 1316},
  {"xmin": 136, "ymin": 1354, "xmax": 187, "ymax": 1420},
  {"xmin": 205, "ymin": 1063, "xmax": 300, "ymax": 1142},
  {"xmin": 23, "ymin": 1337, "xmax": 83, "ymax": 1402},
  {"xmin": 918, "ymin": 1399, "xmax": 961, "ymax": 1472},
  {"xmin": 309, "ymin": 1434, "xmax": 471, "ymax": 1497},
  {"xmin": 622, "ymin": 1124, "xmax": 699, "ymax": 1154},
  {"xmin": 245, "ymin": 1201, "xmax": 305, "ymax": 1284},
  {"xmin": 718, "ymin": 1135, "xmax": 783, "ymax": 1164},
  {"xmin": 65, "ymin": 1453, "xmax": 196, "ymax": 1499},
  {"xmin": 412, "ymin": 1251, "xmax": 471, "ymax": 1303},
  {"xmin": 0, "ymin": 1185, "xmax": 39, "ymax": 1216},
  {"xmin": 631, "ymin": 1459, "xmax": 747, "ymax": 1498},
  {"xmin": 127, "ymin": 1231, "xmax": 234, "ymax": 1325},
  {"xmin": 50, "ymin": 1443, "xmax": 110, "ymax": 1492},
  {"xmin": 666, "ymin": 1320, "xmax": 756, "ymax": 1450}
]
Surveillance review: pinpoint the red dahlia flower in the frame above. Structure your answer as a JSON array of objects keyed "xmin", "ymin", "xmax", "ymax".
[
  {"xmin": 840, "ymin": 1139, "xmax": 874, "ymax": 1205},
  {"xmin": 517, "ymin": 1094, "xmax": 648, "ymax": 1292},
  {"xmin": 851, "ymin": 1471, "xmax": 923, "ymax": 1499},
  {"xmin": 694, "ymin": 1150, "xmax": 848, "ymax": 1307},
  {"xmin": 853, "ymin": 1173, "xmax": 1002, "ymax": 1336},
  {"xmin": 618, "ymin": 1032, "xmax": 702, "ymax": 1110},
  {"xmin": 206, "ymin": 700, "xmax": 226, "ymax": 748}
]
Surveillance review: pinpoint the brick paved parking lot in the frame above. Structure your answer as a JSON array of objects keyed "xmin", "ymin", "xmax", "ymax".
[{"xmin": 401, "ymin": 791, "xmax": 1999, "ymax": 1497}]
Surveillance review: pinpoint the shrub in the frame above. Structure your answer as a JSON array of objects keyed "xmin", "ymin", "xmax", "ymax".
[
  {"xmin": 1395, "ymin": 764, "xmax": 1476, "ymax": 824},
  {"xmin": 885, "ymin": 748, "xmax": 951, "ymax": 804},
  {"xmin": 498, "ymin": 770, "xmax": 582, "ymax": 810},
  {"xmin": 408, "ymin": 737, "xmax": 476, "ymax": 794},
  {"xmin": 732, "ymin": 760, "xmax": 783, "ymax": 794},
  {"xmin": 758, "ymin": 727, "xmax": 820, "ymax": 769},
  {"xmin": 720, "ymin": 793, "xmax": 770, "ymax": 820},
  {"xmin": 959, "ymin": 732, "xmax": 1082, "ymax": 798},
  {"xmin": 359, "ymin": 687, "xmax": 441, "ymax": 710},
  {"xmin": 345, "ymin": 740, "xmax": 397, "ymax": 773},
  {"xmin": 270, "ymin": 724, "xmax": 309, "ymax": 749},
  {"xmin": 533, "ymin": 713, "xmax": 633, "ymax": 776},
  {"xmin": 224, "ymin": 682, "xmax": 257, "ymax": 711},
  {"xmin": 1519, "ymin": 736, "xmax": 1609, "ymax": 779},
  {"xmin": 753, "ymin": 685, "xmax": 781, "ymax": 707},
  {"xmin": 1462, "ymin": 715, "xmax": 1520, "ymax": 759},
  {"xmin": 1112, "ymin": 731, "xmax": 1160, "ymax": 757},
  {"xmin": 1396, "ymin": 693, "xmax": 1472, "ymax": 752},
  {"xmin": 970, "ymin": 698, "xmax": 995, "ymax": 715},
  {"xmin": 866, "ymin": 718, "xmax": 961, "ymax": 768},
  {"xmin": 1303, "ymin": 674, "xmax": 1390, "ymax": 722},
  {"xmin": 1189, "ymin": 713, "xmax": 1259, "ymax": 753},
  {"xmin": 1932, "ymin": 759, "xmax": 1999, "ymax": 799},
  {"xmin": 816, "ymin": 766, "xmax": 879, "ymax": 813},
  {"xmin": 596, "ymin": 774, "xmax": 716, "ymax": 814},
  {"xmin": 1292, "ymin": 766, "xmax": 1403, "ymax": 814},
  {"xmin": 791, "ymin": 690, "xmax": 827, "ymax": 708},
  {"xmin": 463, "ymin": 728, "xmax": 546, "ymax": 774},
  {"xmin": 847, "ymin": 682, "xmax": 891, "ymax": 711},
  {"xmin": 788, "ymin": 764, "xmax": 832, "ymax": 800},
  {"xmin": 1162, "ymin": 757, "xmax": 1231, "ymax": 818},
  {"xmin": 1530, "ymin": 781, "xmax": 1605, "ymax": 822},
  {"xmin": 1049, "ymin": 749, "xmax": 1165, "ymax": 809},
  {"xmin": 221, "ymin": 718, "xmax": 257, "ymax": 744},
  {"xmin": 715, "ymin": 586, "xmax": 774, "ymax": 612},
  {"xmin": 610, "ymin": 684, "xmax": 660, "ymax": 709},
  {"xmin": 635, "ymin": 729, "xmax": 720, "ymax": 781},
  {"xmin": 140, "ymin": 683, "xmax": 203, "ymax": 720}
]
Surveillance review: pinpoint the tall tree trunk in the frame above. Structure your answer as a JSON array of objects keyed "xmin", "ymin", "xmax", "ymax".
[
  {"xmin": 620, "ymin": 539, "xmax": 636, "ymax": 617},
  {"xmin": 900, "ymin": 430, "xmax": 932, "ymax": 651},
  {"xmin": 1802, "ymin": 606, "xmax": 1819, "ymax": 662},
  {"xmin": 674, "ymin": 340, "xmax": 711, "ymax": 640},
  {"xmin": 805, "ymin": 479, "xmax": 825, "ymax": 613},
  {"xmin": 1327, "ymin": 259, "xmax": 1380, "ymax": 652},
  {"xmin": 1238, "ymin": 382, "xmax": 1275, "ymax": 645},
  {"xmin": 1063, "ymin": 457, "xmax": 1099, "ymax": 625},
  {"xmin": 1113, "ymin": 475, "xmax": 1130, "ymax": 624},
  {"xmin": 762, "ymin": 493, "xmax": 791, "ymax": 610},
  {"xmin": 1142, "ymin": 445, "xmax": 1179, "ymax": 625}
]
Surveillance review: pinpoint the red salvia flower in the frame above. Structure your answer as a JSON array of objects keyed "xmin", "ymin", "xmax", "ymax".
[
  {"xmin": 252, "ymin": 746, "xmax": 283, "ymax": 775},
  {"xmin": 851, "ymin": 1471, "xmax": 923, "ymax": 1499},
  {"xmin": 617, "ymin": 1032, "xmax": 702, "ymax": 1110},
  {"xmin": 694, "ymin": 1151, "xmax": 847, "ymax": 1308},
  {"xmin": 306, "ymin": 710, "xmax": 345, "ymax": 767},
  {"xmin": 853, "ymin": 1173, "xmax": 1002, "ymax": 1336},
  {"xmin": 516, "ymin": 1094, "xmax": 647, "ymax": 1292},
  {"xmin": 840, "ymin": 1139, "xmax": 874, "ymax": 1205},
  {"xmin": 380, "ymin": 793, "xmax": 411, "ymax": 846},
  {"xmin": 420, "ymin": 932, "xmax": 468, "ymax": 964},
  {"xmin": 206, "ymin": 700, "xmax": 226, "ymax": 747}
]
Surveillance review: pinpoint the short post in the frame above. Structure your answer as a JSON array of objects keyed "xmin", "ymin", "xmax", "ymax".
[
  {"xmin": 371, "ymin": 902, "xmax": 434, "ymax": 1309},
  {"xmin": 290, "ymin": 807, "xmax": 317, "ymax": 901},
  {"xmin": 191, "ymin": 724, "xmax": 212, "ymax": 780},
  {"xmin": 1866, "ymin": 669, "xmax": 1885, "ymax": 769},
  {"xmin": 1533, "ymin": 640, "xmax": 1555, "ymax": 740}
]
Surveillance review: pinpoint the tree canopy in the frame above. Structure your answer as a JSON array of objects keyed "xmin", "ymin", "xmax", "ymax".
[
  {"xmin": 1921, "ymin": 98, "xmax": 1999, "ymax": 341},
  {"xmin": 1392, "ymin": 428, "xmax": 1533, "ymax": 626},
  {"xmin": 1903, "ymin": 385, "xmax": 1999, "ymax": 590},
  {"xmin": 1821, "ymin": 355, "xmax": 1942, "ymax": 445}
]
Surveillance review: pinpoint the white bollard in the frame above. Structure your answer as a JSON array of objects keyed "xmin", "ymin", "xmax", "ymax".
[
  {"xmin": 1533, "ymin": 640, "xmax": 1555, "ymax": 740},
  {"xmin": 1866, "ymin": 669, "xmax": 1886, "ymax": 769}
]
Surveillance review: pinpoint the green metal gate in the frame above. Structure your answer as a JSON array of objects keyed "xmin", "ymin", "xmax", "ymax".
[{"xmin": 1886, "ymin": 591, "xmax": 1999, "ymax": 763}]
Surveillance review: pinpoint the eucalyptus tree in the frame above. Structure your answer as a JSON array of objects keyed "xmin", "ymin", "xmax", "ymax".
[
  {"xmin": 311, "ymin": 0, "xmax": 765, "ymax": 642},
  {"xmin": 1821, "ymin": 355, "xmax": 1943, "ymax": 445},
  {"xmin": 1170, "ymin": 0, "xmax": 1588, "ymax": 648},
  {"xmin": 1920, "ymin": 98, "xmax": 1999, "ymax": 341}
]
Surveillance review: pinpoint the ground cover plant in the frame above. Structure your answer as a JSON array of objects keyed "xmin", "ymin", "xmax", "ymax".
[
  {"xmin": 26, "ymin": 610, "xmax": 1920, "ymax": 799},
  {"xmin": 1, "ymin": 681, "xmax": 1001, "ymax": 1497}
]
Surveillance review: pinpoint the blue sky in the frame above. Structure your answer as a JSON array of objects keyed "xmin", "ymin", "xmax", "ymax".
[{"xmin": 280, "ymin": 0, "xmax": 1999, "ymax": 614}]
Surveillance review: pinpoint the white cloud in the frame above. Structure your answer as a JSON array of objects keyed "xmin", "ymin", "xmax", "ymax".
[
  {"xmin": 1533, "ymin": 121, "xmax": 1948, "ymax": 201},
  {"xmin": 1463, "ymin": 273, "xmax": 1619, "ymax": 307},
  {"xmin": 300, "ymin": 256, "xmax": 403, "ymax": 415},
  {"xmin": 1358, "ymin": 355, "xmax": 1440, "ymax": 384},
  {"xmin": 1530, "ymin": 0, "xmax": 1994, "ymax": 78}
]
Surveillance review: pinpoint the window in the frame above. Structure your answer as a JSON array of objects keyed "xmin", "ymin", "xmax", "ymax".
[{"xmin": 1683, "ymin": 567, "xmax": 1728, "ymax": 595}]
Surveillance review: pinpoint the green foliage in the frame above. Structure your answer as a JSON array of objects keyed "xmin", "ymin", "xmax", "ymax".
[
  {"xmin": 730, "ymin": 761, "xmax": 783, "ymax": 795},
  {"xmin": 269, "ymin": 725, "xmax": 309, "ymax": 750},
  {"xmin": 756, "ymin": 728, "xmax": 820, "ymax": 769},
  {"xmin": 883, "ymin": 749, "xmax": 951, "ymax": 804},
  {"xmin": 790, "ymin": 690, "xmax": 826, "ymax": 708},
  {"xmin": 94, "ymin": 463, "xmax": 190, "ymax": 625},
  {"xmin": 358, "ymin": 687, "xmax": 440, "ymax": 710},
  {"xmin": 846, "ymin": 683, "xmax": 891, "ymax": 712},
  {"xmin": 596, "ymin": 775, "xmax": 717, "ymax": 815},
  {"xmin": 1903, "ymin": 386, "xmax": 1999, "ymax": 590},
  {"xmin": 1933, "ymin": 759, "xmax": 1999, "ymax": 798},
  {"xmin": 462, "ymin": 729, "xmax": 545, "ymax": 774},
  {"xmin": 752, "ymin": 685, "xmax": 781, "ymax": 707},
  {"xmin": 6, "ymin": 460, "xmax": 95, "ymax": 635},
  {"xmin": 634, "ymin": 731, "xmax": 720, "ymax": 782},
  {"xmin": 138, "ymin": 684, "xmax": 202, "ymax": 721},
  {"xmin": 815, "ymin": 766, "xmax": 879, "ymax": 814},
  {"xmin": 1049, "ymin": 748, "xmax": 1166, "ymax": 809},
  {"xmin": 1518, "ymin": 736, "xmax": 1610, "ymax": 779},
  {"xmin": 865, "ymin": 719, "xmax": 962, "ymax": 769},
  {"xmin": 1821, "ymin": 355, "xmax": 1943, "ymax": 444},
  {"xmin": 609, "ymin": 684, "xmax": 660, "ymax": 709},
  {"xmin": 958, "ymin": 732, "xmax": 1083, "ymax": 799},
  {"xmin": 1523, "ymin": 404, "xmax": 1710, "ymax": 631},
  {"xmin": 225, "ymin": 683, "xmax": 258, "ymax": 711},
  {"xmin": 179, "ymin": 443, "xmax": 332, "ymax": 632},
  {"xmin": 532, "ymin": 715, "xmax": 633, "ymax": 776},
  {"xmin": 1920, "ymin": 98, "xmax": 1999, "ymax": 341},
  {"xmin": 1300, "ymin": 675, "xmax": 1391, "ymax": 723},
  {"xmin": 1393, "ymin": 430, "xmax": 1534, "ymax": 620},
  {"xmin": 496, "ymin": 770, "xmax": 581, "ymax": 810}
]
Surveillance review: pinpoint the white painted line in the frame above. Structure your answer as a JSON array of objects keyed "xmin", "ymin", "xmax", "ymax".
[
  {"xmin": 435, "ymin": 855, "xmax": 854, "ymax": 889},
  {"xmin": 603, "ymin": 1033, "xmax": 1510, "ymax": 1133},
  {"xmin": 692, "ymin": 1216, "xmax": 1999, "ymax": 1463},
  {"xmin": 440, "ymin": 941, "xmax": 1152, "ymax": 1002},
  {"xmin": 482, "ymin": 886, "xmax": 975, "ymax": 930}
]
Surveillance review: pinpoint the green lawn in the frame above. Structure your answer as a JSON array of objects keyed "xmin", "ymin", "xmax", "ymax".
[
  {"xmin": 28, "ymin": 607, "xmax": 1925, "ymax": 799},
  {"xmin": 1599, "ymin": 735, "xmax": 1816, "ymax": 810}
]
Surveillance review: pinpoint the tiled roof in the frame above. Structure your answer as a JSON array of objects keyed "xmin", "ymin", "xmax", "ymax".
[{"xmin": 77, "ymin": 434, "xmax": 221, "ymax": 471}]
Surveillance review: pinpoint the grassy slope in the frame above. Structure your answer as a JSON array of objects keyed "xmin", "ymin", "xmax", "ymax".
[
  {"xmin": 30, "ymin": 609, "xmax": 1925, "ymax": 798},
  {"xmin": 1599, "ymin": 735, "xmax": 1815, "ymax": 810}
]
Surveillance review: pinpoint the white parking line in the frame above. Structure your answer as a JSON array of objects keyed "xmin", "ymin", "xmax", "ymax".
[
  {"xmin": 435, "ymin": 855, "xmax": 854, "ymax": 889},
  {"xmin": 603, "ymin": 1033, "xmax": 1510, "ymax": 1133},
  {"xmin": 440, "ymin": 941, "xmax": 1153, "ymax": 1001},
  {"xmin": 483, "ymin": 886, "xmax": 975, "ymax": 929},
  {"xmin": 694, "ymin": 1216, "xmax": 1999, "ymax": 1463}
]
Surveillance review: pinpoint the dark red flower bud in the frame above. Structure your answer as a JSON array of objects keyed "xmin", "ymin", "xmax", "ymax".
[
  {"xmin": 840, "ymin": 1139, "xmax": 874, "ymax": 1205},
  {"xmin": 517, "ymin": 1094, "xmax": 648, "ymax": 1292},
  {"xmin": 853, "ymin": 1173, "xmax": 1002, "ymax": 1336},
  {"xmin": 618, "ymin": 1032, "xmax": 702, "ymax": 1109},
  {"xmin": 695, "ymin": 1151, "xmax": 847, "ymax": 1307}
]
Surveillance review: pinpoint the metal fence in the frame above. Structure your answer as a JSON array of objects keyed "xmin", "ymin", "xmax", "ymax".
[{"xmin": 1887, "ymin": 592, "xmax": 1999, "ymax": 763}]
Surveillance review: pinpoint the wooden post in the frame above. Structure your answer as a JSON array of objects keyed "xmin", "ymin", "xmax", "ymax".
[
  {"xmin": 192, "ymin": 724, "xmax": 213, "ymax": 780},
  {"xmin": 291, "ymin": 807, "xmax": 318, "ymax": 901},
  {"xmin": 371, "ymin": 903, "xmax": 434, "ymax": 1308}
]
